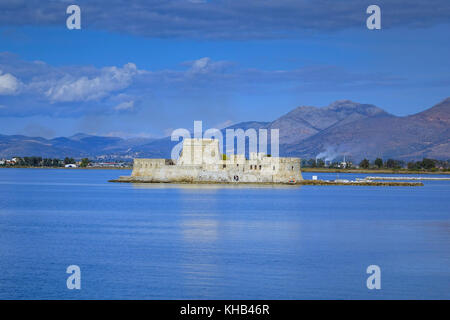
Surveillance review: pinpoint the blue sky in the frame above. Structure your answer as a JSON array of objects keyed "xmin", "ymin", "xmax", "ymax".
[{"xmin": 0, "ymin": 0, "xmax": 449, "ymax": 138}]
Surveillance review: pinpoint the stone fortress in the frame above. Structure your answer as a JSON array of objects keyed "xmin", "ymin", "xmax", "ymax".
[{"xmin": 116, "ymin": 138, "xmax": 303, "ymax": 184}]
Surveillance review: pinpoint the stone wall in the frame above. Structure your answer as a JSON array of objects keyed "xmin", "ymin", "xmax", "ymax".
[
  {"xmin": 178, "ymin": 138, "xmax": 220, "ymax": 166},
  {"xmin": 130, "ymin": 157, "xmax": 302, "ymax": 183},
  {"xmin": 123, "ymin": 138, "xmax": 302, "ymax": 184}
]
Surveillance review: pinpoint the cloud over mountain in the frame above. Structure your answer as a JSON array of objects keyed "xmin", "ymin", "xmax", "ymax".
[
  {"xmin": 0, "ymin": 53, "xmax": 409, "ymax": 118},
  {"xmin": 44, "ymin": 63, "xmax": 139, "ymax": 103},
  {"xmin": 0, "ymin": 70, "xmax": 22, "ymax": 95}
]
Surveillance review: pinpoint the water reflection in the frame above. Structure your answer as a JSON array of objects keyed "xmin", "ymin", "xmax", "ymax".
[
  {"xmin": 177, "ymin": 189, "xmax": 222, "ymax": 297},
  {"xmin": 181, "ymin": 219, "xmax": 219, "ymax": 243},
  {"xmin": 130, "ymin": 182, "xmax": 299, "ymax": 190}
]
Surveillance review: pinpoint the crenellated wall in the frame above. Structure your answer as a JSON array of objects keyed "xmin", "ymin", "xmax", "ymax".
[{"xmin": 120, "ymin": 139, "xmax": 302, "ymax": 184}]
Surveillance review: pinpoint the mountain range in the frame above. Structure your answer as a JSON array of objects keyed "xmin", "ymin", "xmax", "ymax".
[{"xmin": 1, "ymin": 97, "xmax": 449, "ymax": 162}]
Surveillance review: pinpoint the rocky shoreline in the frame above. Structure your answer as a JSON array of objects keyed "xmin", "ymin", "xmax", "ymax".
[{"xmin": 109, "ymin": 178, "xmax": 423, "ymax": 187}]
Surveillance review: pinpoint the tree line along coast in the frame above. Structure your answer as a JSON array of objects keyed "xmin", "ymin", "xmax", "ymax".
[
  {"xmin": 1, "ymin": 156, "xmax": 449, "ymax": 173},
  {"xmin": 302, "ymin": 157, "xmax": 450, "ymax": 173},
  {"xmin": 0, "ymin": 156, "xmax": 130, "ymax": 169}
]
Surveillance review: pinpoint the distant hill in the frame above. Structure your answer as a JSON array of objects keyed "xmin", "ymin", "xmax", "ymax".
[
  {"xmin": 283, "ymin": 98, "xmax": 450, "ymax": 161},
  {"xmin": 1, "ymin": 98, "xmax": 449, "ymax": 161},
  {"xmin": 266, "ymin": 100, "xmax": 389, "ymax": 145},
  {"xmin": 0, "ymin": 134, "xmax": 154, "ymax": 160}
]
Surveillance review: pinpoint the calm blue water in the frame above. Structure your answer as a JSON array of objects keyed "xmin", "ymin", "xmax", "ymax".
[{"xmin": 0, "ymin": 168, "xmax": 449, "ymax": 299}]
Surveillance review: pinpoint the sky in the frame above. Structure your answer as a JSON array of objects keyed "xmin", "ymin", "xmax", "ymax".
[{"xmin": 0, "ymin": 0, "xmax": 449, "ymax": 139}]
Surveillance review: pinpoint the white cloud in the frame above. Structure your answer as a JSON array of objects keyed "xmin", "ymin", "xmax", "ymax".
[
  {"xmin": 114, "ymin": 100, "xmax": 134, "ymax": 111},
  {"xmin": 0, "ymin": 54, "xmax": 410, "ymax": 118},
  {"xmin": 189, "ymin": 57, "xmax": 212, "ymax": 74},
  {"xmin": 185, "ymin": 57, "xmax": 231, "ymax": 75},
  {"xmin": 44, "ymin": 63, "xmax": 138, "ymax": 102},
  {"xmin": 0, "ymin": 70, "xmax": 21, "ymax": 95}
]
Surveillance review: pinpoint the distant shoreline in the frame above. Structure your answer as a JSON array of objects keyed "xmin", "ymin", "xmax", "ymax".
[
  {"xmin": 1, "ymin": 166, "xmax": 449, "ymax": 174},
  {"xmin": 302, "ymin": 168, "xmax": 450, "ymax": 175}
]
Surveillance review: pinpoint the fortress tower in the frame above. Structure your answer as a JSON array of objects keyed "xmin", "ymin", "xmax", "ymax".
[
  {"xmin": 178, "ymin": 138, "xmax": 220, "ymax": 165},
  {"xmin": 122, "ymin": 138, "xmax": 302, "ymax": 184}
]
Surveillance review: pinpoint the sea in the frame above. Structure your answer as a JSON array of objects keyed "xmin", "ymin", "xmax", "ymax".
[{"xmin": 0, "ymin": 168, "xmax": 448, "ymax": 299}]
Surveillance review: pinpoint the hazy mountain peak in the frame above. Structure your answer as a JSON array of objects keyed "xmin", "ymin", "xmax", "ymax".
[
  {"xmin": 326, "ymin": 99, "xmax": 360, "ymax": 109},
  {"xmin": 0, "ymin": 98, "xmax": 448, "ymax": 161},
  {"xmin": 411, "ymin": 97, "xmax": 450, "ymax": 124},
  {"xmin": 433, "ymin": 97, "xmax": 450, "ymax": 109},
  {"xmin": 290, "ymin": 100, "xmax": 386, "ymax": 116},
  {"xmin": 325, "ymin": 100, "xmax": 387, "ymax": 116},
  {"xmin": 69, "ymin": 133, "xmax": 95, "ymax": 140}
]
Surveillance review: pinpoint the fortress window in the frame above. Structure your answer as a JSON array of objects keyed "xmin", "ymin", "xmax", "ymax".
[
  {"xmin": 223, "ymin": 164, "xmax": 226, "ymax": 169},
  {"xmin": 259, "ymin": 165, "xmax": 262, "ymax": 170},
  {"xmin": 237, "ymin": 164, "xmax": 239, "ymax": 167},
  {"xmin": 250, "ymin": 165, "xmax": 253, "ymax": 169},
  {"xmin": 273, "ymin": 166, "xmax": 275, "ymax": 170},
  {"xmin": 292, "ymin": 166, "xmax": 294, "ymax": 170}
]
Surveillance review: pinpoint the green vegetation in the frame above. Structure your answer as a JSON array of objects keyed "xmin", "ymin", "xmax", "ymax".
[
  {"xmin": 316, "ymin": 159, "xmax": 325, "ymax": 168},
  {"xmin": 303, "ymin": 157, "xmax": 450, "ymax": 173},
  {"xmin": 4, "ymin": 157, "xmax": 64, "ymax": 167},
  {"xmin": 359, "ymin": 159, "xmax": 370, "ymax": 169},
  {"xmin": 0, "ymin": 156, "xmax": 132, "ymax": 169},
  {"xmin": 408, "ymin": 158, "xmax": 437, "ymax": 170},
  {"xmin": 374, "ymin": 158, "xmax": 383, "ymax": 168},
  {"xmin": 1, "ymin": 156, "xmax": 77, "ymax": 168},
  {"xmin": 80, "ymin": 158, "xmax": 90, "ymax": 168},
  {"xmin": 64, "ymin": 157, "xmax": 75, "ymax": 165},
  {"xmin": 385, "ymin": 159, "xmax": 402, "ymax": 169}
]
